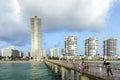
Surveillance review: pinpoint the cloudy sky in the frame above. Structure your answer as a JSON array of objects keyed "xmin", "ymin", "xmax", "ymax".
[{"xmin": 0, "ymin": 0, "xmax": 120, "ymax": 55}]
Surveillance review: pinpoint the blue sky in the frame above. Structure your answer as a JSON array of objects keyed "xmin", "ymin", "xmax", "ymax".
[{"xmin": 0, "ymin": 0, "xmax": 120, "ymax": 56}]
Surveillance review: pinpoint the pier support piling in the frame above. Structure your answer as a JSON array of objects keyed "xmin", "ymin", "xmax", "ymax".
[
  {"xmin": 61, "ymin": 67, "xmax": 65, "ymax": 80},
  {"xmin": 68, "ymin": 69, "xmax": 71, "ymax": 80},
  {"xmin": 74, "ymin": 71, "xmax": 77, "ymax": 80}
]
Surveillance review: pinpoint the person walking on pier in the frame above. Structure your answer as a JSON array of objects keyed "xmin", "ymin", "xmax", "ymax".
[
  {"xmin": 72, "ymin": 59, "xmax": 76, "ymax": 69},
  {"xmin": 81, "ymin": 61, "xmax": 85, "ymax": 71},
  {"xmin": 104, "ymin": 61, "xmax": 113, "ymax": 77},
  {"xmin": 78, "ymin": 61, "xmax": 82, "ymax": 70}
]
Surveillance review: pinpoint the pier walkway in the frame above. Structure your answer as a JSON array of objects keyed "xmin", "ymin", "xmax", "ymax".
[{"xmin": 44, "ymin": 60, "xmax": 120, "ymax": 80}]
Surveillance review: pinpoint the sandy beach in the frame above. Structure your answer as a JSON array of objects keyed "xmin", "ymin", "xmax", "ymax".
[{"xmin": 0, "ymin": 60, "xmax": 43, "ymax": 63}]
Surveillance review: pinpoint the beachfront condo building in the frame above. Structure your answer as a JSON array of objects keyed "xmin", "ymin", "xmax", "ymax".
[
  {"xmin": 49, "ymin": 48, "xmax": 59, "ymax": 58},
  {"xmin": 26, "ymin": 52, "xmax": 31, "ymax": 57},
  {"xmin": 103, "ymin": 38, "xmax": 117, "ymax": 57},
  {"xmin": 64, "ymin": 35, "xmax": 77, "ymax": 56},
  {"xmin": 40, "ymin": 50, "xmax": 46, "ymax": 58},
  {"xmin": 85, "ymin": 37, "xmax": 98, "ymax": 57},
  {"xmin": 31, "ymin": 16, "xmax": 41, "ymax": 60},
  {"xmin": 61, "ymin": 48, "xmax": 65, "ymax": 56},
  {"xmin": 2, "ymin": 48, "xmax": 19, "ymax": 58},
  {"xmin": 19, "ymin": 51, "xmax": 23, "ymax": 58}
]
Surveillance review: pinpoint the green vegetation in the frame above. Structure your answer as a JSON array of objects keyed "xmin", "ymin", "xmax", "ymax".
[{"xmin": 48, "ymin": 56, "xmax": 59, "ymax": 60}]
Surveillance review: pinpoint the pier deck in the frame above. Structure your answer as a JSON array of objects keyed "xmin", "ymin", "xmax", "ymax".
[{"xmin": 45, "ymin": 60, "xmax": 120, "ymax": 80}]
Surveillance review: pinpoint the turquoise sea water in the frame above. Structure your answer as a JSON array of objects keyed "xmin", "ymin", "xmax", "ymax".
[
  {"xmin": 0, "ymin": 62, "xmax": 120, "ymax": 80},
  {"xmin": 0, "ymin": 63, "xmax": 55, "ymax": 80}
]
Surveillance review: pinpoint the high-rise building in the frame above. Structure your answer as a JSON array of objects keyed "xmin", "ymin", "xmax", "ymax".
[
  {"xmin": 2, "ymin": 48, "xmax": 19, "ymax": 57},
  {"xmin": 64, "ymin": 35, "xmax": 77, "ymax": 56},
  {"xmin": 19, "ymin": 51, "xmax": 23, "ymax": 58},
  {"xmin": 31, "ymin": 16, "xmax": 41, "ymax": 60},
  {"xmin": 103, "ymin": 38, "xmax": 117, "ymax": 56},
  {"xmin": 40, "ymin": 50, "xmax": 46, "ymax": 58},
  {"xmin": 50, "ymin": 48, "xmax": 59, "ymax": 58},
  {"xmin": 61, "ymin": 49, "xmax": 65, "ymax": 56},
  {"xmin": 85, "ymin": 37, "xmax": 98, "ymax": 56},
  {"xmin": 26, "ymin": 52, "xmax": 31, "ymax": 57}
]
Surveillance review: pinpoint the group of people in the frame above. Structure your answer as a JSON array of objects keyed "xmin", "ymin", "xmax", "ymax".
[
  {"xmin": 77, "ymin": 59, "xmax": 113, "ymax": 78},
  {"xmin": 78, "ymin": 60, "xmax": 89, "ymax": 71},
  {"xmin": 72, "ymin": 59, "xmax": 87, "ymax": 71}
]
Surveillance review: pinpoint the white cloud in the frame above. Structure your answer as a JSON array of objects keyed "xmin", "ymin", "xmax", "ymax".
[
  {"xmin": 18, "ymin": 0, "xmax": 115, "ymax": 32},
  {"xmin": 0, "ymin": 0, "xmax": 116, "ymax": 47},
  {"xmin": 0, "ymin": 0, "xmax": 29, "ymax": 38},
  {"xmin": 0, "ymin": 0, "xmax": 29, "ymax": 46}
]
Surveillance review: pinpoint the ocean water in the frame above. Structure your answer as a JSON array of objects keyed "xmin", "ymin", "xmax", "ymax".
[
  {"xmin": 0, "ymin": 63, "xmax": 56, "ymax": 80},
  {"xmin": 0, "ymin": 62, "xmax": 120, "ymax": 80}
]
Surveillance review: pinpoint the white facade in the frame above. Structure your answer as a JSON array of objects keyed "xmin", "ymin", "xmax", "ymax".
[
  {"xmin": 2, "ymin": 48, "xmax": 19, "ymax": 57},
  {"xmin": 61, "ymin": 49, "xmax": 65, "ymax": 56},
  {"xmin": 2, "ymin": 48, "xmax": 12, "ymax": 57},
  {"xmin": 26, "ymin": 52, "xmax": 31, "ymax": 57},
  {"xmin": 64, "ymin": 35, "xmax": 77, "ymax": 56},
  {"xmin": 19, "ymin": 52, "xmax": 23, "ymax": 57},
  {"xmin": 40, "ymin": 50, "xmax": 46, "ymax": 58},
  {"xmin": 31, "ymin": 16, "xmax": 41, "ymax": 60},
  {"xmin": 103, "ymin": 38, "xmax": 117, "ymax": 57},
  {"xmin": 85, "ymin": 37, "xmax": 98, "ymax": 56},
  {"xmin": 50, "ymin": 48, "xmax": 59, "ymax": 57}
]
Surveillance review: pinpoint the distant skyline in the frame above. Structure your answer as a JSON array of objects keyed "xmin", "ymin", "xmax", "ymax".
[{"xmin": 0, "ymin": 0, "xmax": 120, "ymax": 55}]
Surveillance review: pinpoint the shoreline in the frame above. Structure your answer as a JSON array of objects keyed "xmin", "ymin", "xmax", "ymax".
[
  {"xmin": 0, "ymin": 60, "xmax": 43, "ymax": 63},
  {"xmin": 0, "ymin": 60, "xmax": 120, "ymax": 63},
  {"xmin": 84, "ymin": 60, "xmax": 120, "ymax": 63}
]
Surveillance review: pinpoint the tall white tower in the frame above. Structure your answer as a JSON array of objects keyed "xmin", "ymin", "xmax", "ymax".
[
  {"xmin": 64, "ymin": 35, "xmax": 77, "ymax": 56},
  {"xmin": 85, "ymin": 37, "xmax": 98, "ymax": 56},
  {"xmin": 31, "ymin": 16, "xmax": 41, "ymax": 60},
  {"xmin": 103, "ymin": 38, "xmax": 117, "ymax": 57}
]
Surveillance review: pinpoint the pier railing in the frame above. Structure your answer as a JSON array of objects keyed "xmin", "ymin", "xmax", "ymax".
[
  {"xmin": 44, "ymin": 60, "xmax": 120, "ymax": 80},
  {"xmin": 86, "ymin": 63, "xmax": 120, "ymax": 77}
]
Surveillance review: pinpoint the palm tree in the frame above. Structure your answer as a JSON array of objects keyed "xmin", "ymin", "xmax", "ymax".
[
  {"xmin": 0, "ymin": 56, "xmax": 3, "ymax": 60},
  {"xmin": 8, "ymin": 56, "xmax": 11, "ymax": 60},
  {"xmin": 11, "ymin": 55, "xmax": 15, "ymax": 60},
  {"xmin": 26, "ymin": 56, "xmax": 30, "ymax": 60},
  {"xmin": 2, "ymin": 56, "xmax": 6, "ymax": 61}
]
